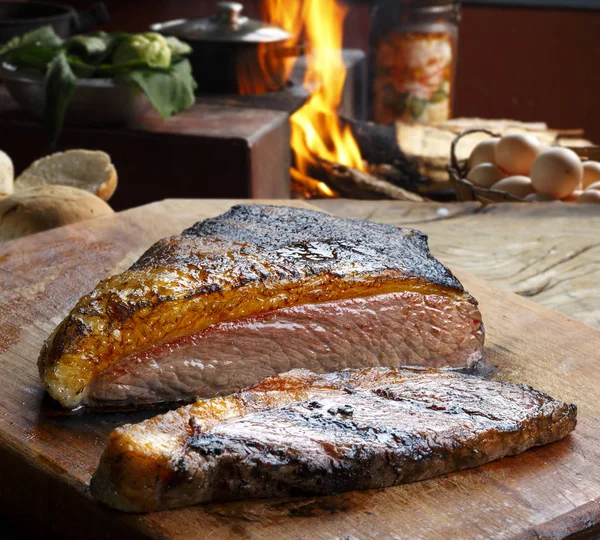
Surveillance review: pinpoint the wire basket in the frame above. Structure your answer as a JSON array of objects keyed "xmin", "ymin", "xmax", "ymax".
[
  {"xmin": 447, "ymin": 128, "xmax": 527, "ymax": 203},
  {"xmin": 448, "ymin": 128, "xmax": 600, "ymax": 203}
]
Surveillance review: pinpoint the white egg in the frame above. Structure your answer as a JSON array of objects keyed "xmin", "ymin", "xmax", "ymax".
[
  {"xmin": 585, "ymin": 181, "xmax": 600, "ymax": 192},
  {"xmin": 530, "ymin": 147, "xmax": 583, "ymax": 199},
  {"xmin": 491, "ymin": 176, "xmax": 535, "ymax": 199},
  {"xmin": 466, "ymin": 163, "xmax": 505, "ymax": 188},
  {"xmin": 582, "ymin": 161, "xmax": 600, "ymax": 189},
  {"xmin": 577, "ymin": 190, "xmax": 600, "ymax": 204},
  {"xmin": 494, "ymin": 133, "xmax": 541, "ymax": 175},
  {"xmin": 468, "ymin": 138, "xmax": 500, "ymax": 169},
  {"xmin": 524, "ymin": 192, "xmax": 560, "ymax": 202}
]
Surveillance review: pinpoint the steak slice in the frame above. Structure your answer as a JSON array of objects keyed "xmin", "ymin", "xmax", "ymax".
[
  {"xmin": 91, "ymin": 367, "xmax": 577, "ymax": 512},
  {"xmin": 38, "ymin": 204, "xmax": 484, "ymax": 409}
]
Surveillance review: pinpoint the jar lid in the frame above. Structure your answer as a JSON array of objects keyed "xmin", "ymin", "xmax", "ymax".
[
  {"xmin": 400, "ymin": 0, "xmax": 457, "ymax": 5},
  {"xmin": 401, "ymin": 0, "xmax": 458, "ymax": 12},
  {"xmin": 150, "ymin": 2, "xmax": 291, "ymax": 44}
]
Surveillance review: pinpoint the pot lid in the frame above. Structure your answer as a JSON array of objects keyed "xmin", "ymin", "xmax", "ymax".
[{"xmin": 153, "ymin": 2, "xmax": 292, "ymax": 44}]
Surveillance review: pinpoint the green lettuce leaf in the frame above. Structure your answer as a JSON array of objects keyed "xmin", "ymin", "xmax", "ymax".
[
  {"xmin": 65, "ymin": 35, "xmax": 108, "ymax": 62},
  {"xmin": 0, "ymin": 26, "xmax": 63, "ymax": 71},
  {"xmin": 1, "ymin": 43, "xmax": 57, "ymax": 71},
  {"xmin": 166, "ymin": 36, "xmax": 192, "ymax": 57},
  {"xmin": 119, "ymin": 59, "xmax": 196, "ymax": 119},
  {"xmin": 0, "ymin": 26, "xmax": 63, "ymax": 55},
  {"xmin": 65, "ymin": 31, "xmax": 133, "ymax": 67},
  {"xmin": 96, "ymin": 59, "xmax": 172, "ymax": 76},
  {"xmin": 44, "ymin": 52, "xmax": 77, "ymax": 146}
]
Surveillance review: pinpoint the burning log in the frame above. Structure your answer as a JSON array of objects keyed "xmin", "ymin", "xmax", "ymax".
[
  {"xmin": 290, "ymin": 168, "xmax": 339, "ymax": 199},
  {"xmin": 303, "ymin": 156, "xmax": 425, "ymax": 201},
  {"xmin": 302, "ymin": 111, "xmax": 431, "ymax": 195},
  {"xmin": 290, "ymin": 111, "xmax": 428, "ymax": 201},
  {"xmin": 341, "ymin": 116, "xmax": 431, "ymax": 195}
]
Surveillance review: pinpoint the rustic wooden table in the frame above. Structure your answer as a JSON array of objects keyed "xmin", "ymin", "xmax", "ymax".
[
  {"xmin": 314, "ymin": 200, "xmax": 600, "ymax": 328},
  {"xmin": 2, "ymin": 199, "xmax": 600, "ymax": 540}
]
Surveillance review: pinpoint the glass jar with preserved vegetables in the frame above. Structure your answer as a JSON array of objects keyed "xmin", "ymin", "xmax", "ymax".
[{"xmin": 370, "ymin": 0, "xmax": 460, "ymax": 125}]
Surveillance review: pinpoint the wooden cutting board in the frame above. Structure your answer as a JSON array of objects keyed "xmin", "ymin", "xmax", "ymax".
[{"xmin": 1, "ymin": 199, "xmax": 599, "ymax": 539}]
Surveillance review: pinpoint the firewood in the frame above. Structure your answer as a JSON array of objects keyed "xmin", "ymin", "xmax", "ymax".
[
  {"xmin": 310, "ymin": 157, "xmax": 425, "ymax": 202},
  {"xmin": 290, "ymin": 168, "xmax": 339, "ymax": 199},
  {"xmin": 311, "ymin": 113, "xmax": 431, "ymax": 195}
]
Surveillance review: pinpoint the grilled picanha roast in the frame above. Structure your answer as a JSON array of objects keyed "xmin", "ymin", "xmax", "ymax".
[
  {"xmin": 91, "ymin": 367, "xmax": 577, "ymax": 512},
  {"xmin": 38, "ymin": 205, "xmax": 484, "ymax": 409}
]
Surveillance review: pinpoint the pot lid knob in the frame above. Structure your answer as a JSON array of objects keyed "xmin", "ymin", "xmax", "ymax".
[
  {"xmin": 216, "ymin": 2, "xmax": 248, "ymax": 28},
  {"xmin": 150, "ymin": 1, "xmax": 292, "ymax": 43}
]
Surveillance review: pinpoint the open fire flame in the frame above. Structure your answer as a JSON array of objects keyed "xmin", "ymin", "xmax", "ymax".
[{"xmin": 257, "ymin": 0, "xmax": 366, "ymax": 197}]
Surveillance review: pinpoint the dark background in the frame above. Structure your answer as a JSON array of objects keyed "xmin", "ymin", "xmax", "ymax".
[{"xmin": 4, "ymin": 0, "xmax": 600, "ymax": 142}]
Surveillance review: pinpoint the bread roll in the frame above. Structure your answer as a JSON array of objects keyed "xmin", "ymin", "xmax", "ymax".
[
  {"xmin": 0, "ymin": 150, "xmax": 14, "ymax": 198},
  {"xmin": 15, "ymin": 150, "xmax": 117, "ymax": 201},
  {"xmin": 0, "ymin": 185, "xmax": 113, "ymax": 241}
]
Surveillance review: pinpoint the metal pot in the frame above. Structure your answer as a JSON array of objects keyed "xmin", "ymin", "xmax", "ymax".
[
  {"xmin": 0, "ymin": 64, "xmax": 152, "ymax": 126},
  {"xmin": 0, "ymin": 1, "xmax": 109, "ymax": 44},
  {"xmin": 150, "ymin": 2, "xmax": 296, "ymax": 95}
]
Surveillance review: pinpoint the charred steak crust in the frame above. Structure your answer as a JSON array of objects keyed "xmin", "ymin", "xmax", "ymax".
[
  {"xmin": 38, "ymin": 205, "xmax": 481, "ymax": 408},
  {"xmin": 90, "ymin": 367, "xmax": 577, "ymax": 513},
  {"xmin": 177, "ymin": 205, "xmax": 463, "ymax": 291}
]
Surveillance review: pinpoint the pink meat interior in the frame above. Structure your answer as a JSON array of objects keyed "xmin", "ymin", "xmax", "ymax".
[{"xmin": 84, "ymin": 291, "xmax": 484, "ymax": 407}]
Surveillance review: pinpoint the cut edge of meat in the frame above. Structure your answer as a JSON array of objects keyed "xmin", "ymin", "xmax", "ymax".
[
  {"xmin": 82, "ymin": 291, "xmax": 484, "ymax": 408},
  {"xmin": 40, "ymin": 276, "xmax": 474, "ymax": 409}
]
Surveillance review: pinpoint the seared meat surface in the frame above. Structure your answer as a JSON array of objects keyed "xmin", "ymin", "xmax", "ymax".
[
  {"xmin": 91, "ymin": 367, "xmax": 577, "ymax": 512},
  {"xmin": 39, "ymin": 205, "xmax": 483, "ymax": 409}
]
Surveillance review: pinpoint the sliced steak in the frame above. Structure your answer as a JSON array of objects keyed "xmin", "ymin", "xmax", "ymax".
[
  {"xmin": 39, "ymin": 204, "xmax": 484, "ymax": 409},
  {"xmin": 91, "ymin": 367, "xmax": 576, "ymax": 512}
]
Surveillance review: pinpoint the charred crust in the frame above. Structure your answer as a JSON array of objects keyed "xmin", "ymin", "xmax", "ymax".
[
  {"xmin": 105, "ymin": 301, "xmax": 136, "ymax": 323},
  {"xmin": 168, "ymin": 205, "xmax": 464, "ymax": 292},
  {"xmin": 42, "ymin": 316, "xmax": 90, "ymax": 369},
  {"xmin": 71, "ymin": 206, "xmax": 470, "ymax": 331}
]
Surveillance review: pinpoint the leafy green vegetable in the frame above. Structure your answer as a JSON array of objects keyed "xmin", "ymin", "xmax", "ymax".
[
  {"xmin": 1, "ymin": 43, "xmax": 57, "ymax": 71},
  {"xmin": 0, "ymin": 26, "xmax": 63, "ymax": 71},
  {"xmin": 120, "ymin": 59, "xmax": 196, "ymax": 119},
  {"xmin": 0, "ymin": 26, "xmax": 63, "ymax": 55},
  {"xmin": 65, "ymin": 35, "xmax": 108, "ymax": 62},
  {"xmin": 98, "ymin": 32, "xmax": 134, "ymax": 57},
  {"xmin": 0, "ymin": 36, "xmax": 21, "ymax": 56},
  {"xmin": 44, "ymin": 52, "xmax": 77, "ymax": 147},
  {"xmin": 112, "ymin": 32, "xmax": 172, "ymax": 69},
  {"xmin": 97, "ymin": 59, "xmax": 172, "ymax": 76},
  {"xmin": 0, "ymin": 27, "xmax": 196, "ymax": 144},
  {"xmin": 65, "ymin": 31, "xmax": 132, "ymax": 67},
  {"xmin": 67, "ymin": 55, "xmax": 170, "ymax": 78},
  {"xmin": 166, "ymin": 36, "xmax": 192, "ymax": 57}
]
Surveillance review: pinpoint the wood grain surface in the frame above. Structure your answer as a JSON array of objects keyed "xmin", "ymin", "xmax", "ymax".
[
  {"xmin": 1, "ymin": 199, "xmax": 599, "ymax": 539},
  {"xmin": 314, "ymin": 200, "xmax": 600, "ymax": 328}
]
